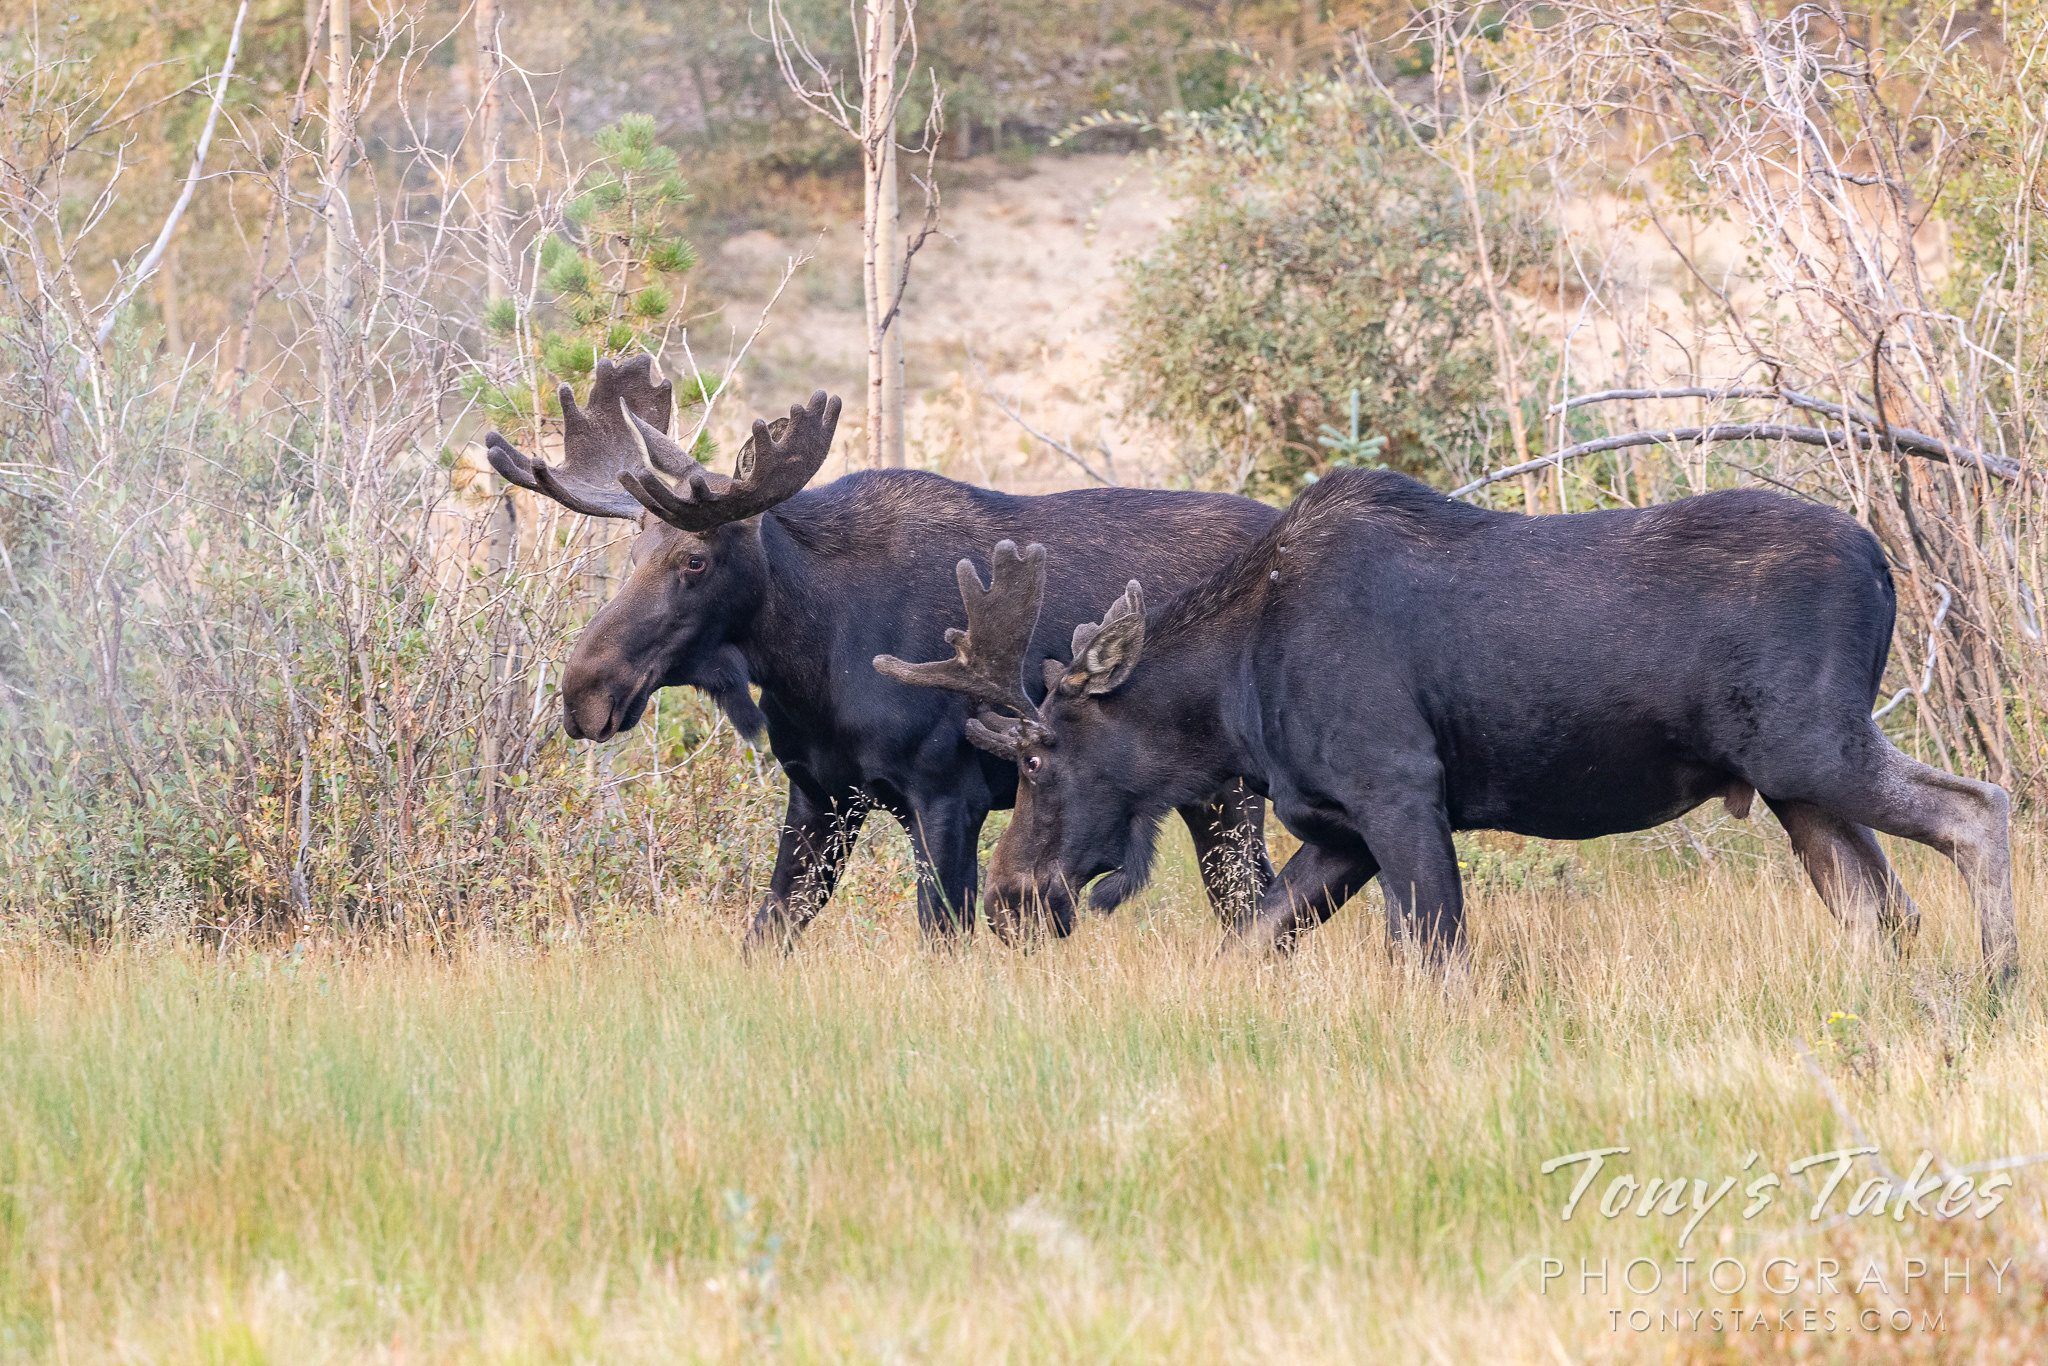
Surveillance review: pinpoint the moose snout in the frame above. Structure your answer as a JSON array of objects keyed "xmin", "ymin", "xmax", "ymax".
[
  {"xmin": 562, "ymin": 689, "xmax": 617, "ymax": 743},
  {"xmin": 985, "ymin": 868, "xmax": 1076, "ymax": 942},
  {"xmin": 561, "ymin": 654, "xmax": 634, "ymax": 743}
]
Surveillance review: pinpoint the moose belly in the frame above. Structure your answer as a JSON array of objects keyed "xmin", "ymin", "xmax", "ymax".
[{"xmin": 1440, "ymin": 723, "xmax": 1742, "ymax": 841}]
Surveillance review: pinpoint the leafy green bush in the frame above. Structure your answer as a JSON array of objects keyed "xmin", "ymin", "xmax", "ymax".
[{"xmin": 1106, "ymin": 71, "xmax": 1545, "ymax": 497}]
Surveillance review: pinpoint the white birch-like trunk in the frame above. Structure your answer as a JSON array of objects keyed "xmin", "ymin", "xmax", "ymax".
[
  {"xmin": 474, "ymin": 0, "xmax": 510, "ymax": 305},
  {"xmin": 320, "ymin": 0, "xmax": 356, "ymax": 438},
  {"xmin": 863, "ymin": 0, "xmax": 906, "ymax": 468}
]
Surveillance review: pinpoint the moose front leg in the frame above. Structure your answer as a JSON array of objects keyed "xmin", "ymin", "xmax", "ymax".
[
  {"xmin": 1176, "ymin": 779, "xmax": 1276, "ymax": 932},
  {"xmin": 1238, "ymin": 839, "xmax": 1381, "ymax": 955},
  {"xmin": 744, "ymin": 785, "xmax": 868, "ymax": 956},
  {"xmin": 902, "ymin": 797, "xmax": 984, "ymax": 940},
  {"xmin": 1360, "ymin": 796, "xmax": 1466, "ymax": 967}
]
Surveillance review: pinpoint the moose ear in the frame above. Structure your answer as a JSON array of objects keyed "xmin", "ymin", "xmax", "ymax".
[{"xmin": 1058, "ymin": 579, "xmax": 1145, "ymax": 696}]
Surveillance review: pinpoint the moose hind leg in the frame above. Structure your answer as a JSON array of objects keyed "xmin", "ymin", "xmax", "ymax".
[
  {"xmin": 1177, "ymin": 779, "xmax": 1277, "ymax": 933},
  {"xmin": 1787, "ymin": 737, "xmax": 2015, "ymax": 988},
  {"xmin": 1766, "ymin": 797, "xmax": 1920, "ymax": 949}
]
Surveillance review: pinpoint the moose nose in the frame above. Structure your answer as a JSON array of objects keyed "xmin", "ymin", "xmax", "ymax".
[
  {"xmin": 563, "ymin": 693, "xmax": 618, "ymax": 743},
  {"xmin": 984, "ymin": 871, "xmax": 1025, "ymax": 941},
  {"xmin": 985, "ymin": 871, "xmax": 1075, "ymax": 942},
  {"xmin": 560, "ymin": 656, "xmax": 622, "ymax": 742}
]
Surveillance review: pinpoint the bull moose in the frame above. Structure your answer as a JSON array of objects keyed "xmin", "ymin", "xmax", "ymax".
[
  {"xmin": 482, "ymin": 355, "xmax": 1279, "ymax": 945},
  {"xmin": 877, "ymin": 468, "xmax": 2019, "ymax": 987}
]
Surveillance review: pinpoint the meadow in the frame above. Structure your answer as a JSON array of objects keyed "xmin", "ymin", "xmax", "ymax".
[{"xmin": 2, "ymin": 826, "xmax": 2042, "ymax": 1364}]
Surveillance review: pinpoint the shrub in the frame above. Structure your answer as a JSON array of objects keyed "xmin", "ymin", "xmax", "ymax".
[{"xmin": 1106, "ymin": 71, "xmax": 1545, "ymax": 497}]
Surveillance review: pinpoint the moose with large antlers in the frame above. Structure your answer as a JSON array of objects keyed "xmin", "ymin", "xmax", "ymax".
[
  {"xmin": 484, "ymin": 355, "xmax": 1280, "ymax": 945},
  {"xmin": 879, "ymin": 469, "xmax": 2019, "ymax": 986}
]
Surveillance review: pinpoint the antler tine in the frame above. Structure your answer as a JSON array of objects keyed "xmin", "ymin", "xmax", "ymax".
[
  {"xmin": 874, "ymin": 540, "xmax": 1048, "ymax": 726},
  {"xmin": 621, "ymin": 390, "xmax": 843, "ymax": 532},
  {"xmin": 483, "ymin": 354, "xmax": 673, "ymax": 520}
]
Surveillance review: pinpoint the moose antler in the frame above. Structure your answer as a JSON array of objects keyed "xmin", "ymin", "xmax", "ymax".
[
  {"xmin": 483, "ymin": 354, "xmax": 673, "ymax": 519},
  {"xmin": 619, "ymin": 390, "xmax": 842, "ymax": 532},
  {"xmin": 875, "ymin": 541, "xmax": 1049, "ymax": 755}
]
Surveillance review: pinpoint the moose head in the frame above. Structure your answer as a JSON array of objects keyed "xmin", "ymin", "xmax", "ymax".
[
  {"xmin": 875, "ymin": 540, "xmax": 1162, "ymax": 937},
  {"xmin": 485, "ymin": 354, "xmax": 842, "ymax": 743}
]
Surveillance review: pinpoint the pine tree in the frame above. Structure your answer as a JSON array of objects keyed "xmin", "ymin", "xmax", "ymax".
[{"xmin": 467, "ymin": 116, "xmax": 708, "ymax": 451}]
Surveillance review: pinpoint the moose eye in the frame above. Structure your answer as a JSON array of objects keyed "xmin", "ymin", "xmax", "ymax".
[
  {"xmin": 1024, "ymin": 754, "xmax": 1043, "ymax": 777},
  {"xmin": 685, "ymin": 554, "xmax": 708, "ymax": 574}
]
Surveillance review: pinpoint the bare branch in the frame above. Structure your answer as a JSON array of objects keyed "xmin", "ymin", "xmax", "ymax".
[
  {"xmin": 1872, "ymin": 583, "xmax": 1950, "ymax": 720},
  {"xmin": 1451, "ymin": 422, "xmax": 2024, "ymax": 501},
  {"xmin": 94, "ymin": 0, "xmax": 249, "ymax": 350},
  {"xmin": 967, "ymin": 349, "xmax": 1117, "ymax": 487},
  {"xmin": 1538, "ymin": 387, "xmax": 2025, "ymax": 481}
]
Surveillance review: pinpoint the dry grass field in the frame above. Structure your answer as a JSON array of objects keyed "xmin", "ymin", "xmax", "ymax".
[{"xmin": 2, "ymin": 829, "xmax": 2042, "ymax": 1365}]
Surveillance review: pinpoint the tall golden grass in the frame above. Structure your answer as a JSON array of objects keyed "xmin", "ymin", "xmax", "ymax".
[{"xmin": 1, "ymin": 831, "xmax": 2040, "ymax": 1363}]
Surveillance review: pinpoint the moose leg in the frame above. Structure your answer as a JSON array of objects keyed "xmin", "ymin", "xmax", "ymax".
[
  {"xmin": 744, "ymin": 786, "xmax": 868, "ymax": 955},
  {"xmin": 1359, "ymin": 797, "xmax": 1466, "ymax": 967},
  {"xmin": 1237, "ymin": 840, "xmax": 1380, "ymax": 955},
  {"xmin": 1177, "ymin": 779, "xmax": 1277, "ymax": 932},
  {"xmin": 1765, "ymin": 797, "xmax": 1919, "ymax": 947},
  {"xmin": 904, "ymin": 798, "xmax": 983, "ymax": 940},
  {"xmin": 1778, "ymin": 737, "xmax": 2015, "ymax": 988}
]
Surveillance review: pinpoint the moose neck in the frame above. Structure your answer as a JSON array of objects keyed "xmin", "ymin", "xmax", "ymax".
[
  {"xmin": 732, "ymin": 506, "xmax": 834, "ymax": 703},
  {"xmin": 1102, "ymin": 623, "xmax": 1256, "ymax": 811}
]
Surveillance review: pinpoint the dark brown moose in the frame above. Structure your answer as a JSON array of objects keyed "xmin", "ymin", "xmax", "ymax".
[
  {"xmin": 878, "ymin": 470, "xmax": 2019, "ymax": 988},
  {"xmin": 484, "ymin": 355, "xmax": 1280, "ymax": 945}
]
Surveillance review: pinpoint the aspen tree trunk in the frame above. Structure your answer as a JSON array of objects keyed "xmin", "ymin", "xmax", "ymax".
[
  {"xmin": 879, "ymin": 137, "xmax": 906, "ymax": 468},
  {"xmin": 320, "ymin": 0, "xmax": 356, "ymax": 441},
  {"xmin": 772, "ymin": 0, "xmax": 931, "ymax": 469},
  {"xmin": 864, "ymin": 0, "xmax": 907, "ymax": 468},
  {"xmin": 475, "ymin": 0, "xmax": 516, "ymax": 829},
  {"xmin": 474, "ymin": 0, "xmax": 511, "ymax": 305}
]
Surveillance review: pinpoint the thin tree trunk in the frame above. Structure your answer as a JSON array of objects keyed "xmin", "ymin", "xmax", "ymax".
[
  {"xmin": 474, "ymin": 0, "xmax": 510, "ymax": 305},
  {"xmin": 320, "ymin": 0, "xmax": 356, "ymax": 442},
  {"xmin": 771, "ymin": 0, "xmax": 930, "ymax": 469},
  {"xmin": 160, "ymin": 236, "xmax": 184, "ymax": 354},
  {"xmin": 863, "ymin": 0, "xmax": 907, "ymax": 469},
  {"xmin": 475, "ymin": 0, "xmax": 515, "ymax": 829},
  {"xmin": 860, "ymin": 1, "xmax": 883, "ymax": 468},
  {"xmin": 880, "ymin": 147, "xmax": 905, "ymax": 468}
]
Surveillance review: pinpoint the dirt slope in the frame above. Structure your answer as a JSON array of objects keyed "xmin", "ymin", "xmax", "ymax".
[{"xmin": 700, "ymin": 152, "xmax": 1182, "ymax": 493}]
